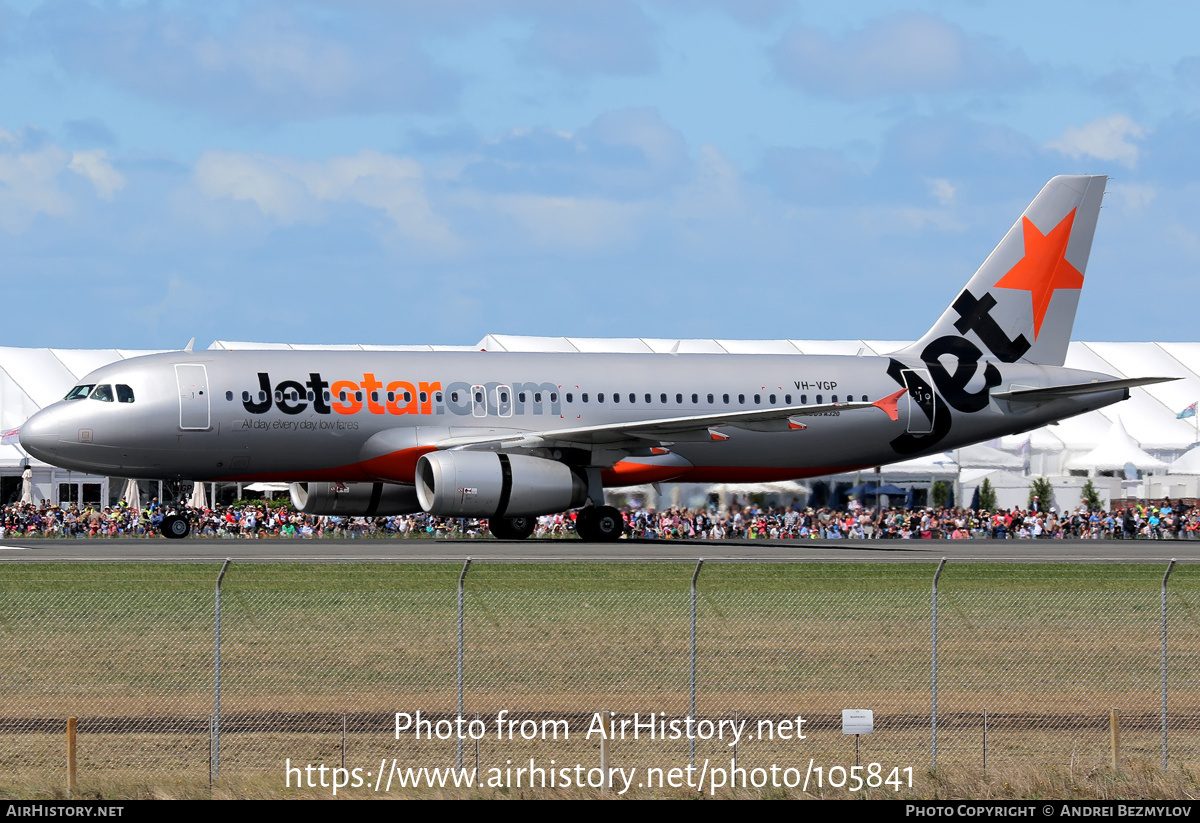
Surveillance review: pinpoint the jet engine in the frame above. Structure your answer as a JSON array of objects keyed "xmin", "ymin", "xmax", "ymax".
[
  {"xmin": 415, "ymin": 451, "xmax": 587, "ymax": 517},
  {"xmin": 289, "ymin": 481, "xmax": 423, "ymax": 516}
]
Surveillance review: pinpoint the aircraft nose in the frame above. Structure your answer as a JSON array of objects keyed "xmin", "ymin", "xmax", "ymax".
[{"xmin": 18, "ymin": 408, "xmax": 61, "ymax": 462}]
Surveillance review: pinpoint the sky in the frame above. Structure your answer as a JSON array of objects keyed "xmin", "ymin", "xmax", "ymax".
[{"xmin": 1, "ymin": 0, "xmax": 1198, "ymax": 348}]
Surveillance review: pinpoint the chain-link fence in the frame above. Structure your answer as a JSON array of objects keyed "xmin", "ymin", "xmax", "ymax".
[{"xmin": 2, "ymin": 560, "xmax": 1198, "ymax": 790}]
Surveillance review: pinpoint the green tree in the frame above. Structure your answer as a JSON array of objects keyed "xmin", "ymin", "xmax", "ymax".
[
  {"xmin": 931, "ymin": 480, "xmax": 951, "ymax": 509},
  {"xmin": 1028, "ymin": 477, "xmax": 1054, "ymax": 510},
  {"xmin": 978, "ymin": 477, "xmax": 997, "ymax": 511},
  {"xmin": 1081, "ymin": 479, "xmax": 1103, "ymax": 511}
]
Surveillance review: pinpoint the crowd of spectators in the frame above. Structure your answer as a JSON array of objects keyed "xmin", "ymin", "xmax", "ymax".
[{"xmin": 1, "ymin": 497, "xmax": 1198, "ymax": 540}]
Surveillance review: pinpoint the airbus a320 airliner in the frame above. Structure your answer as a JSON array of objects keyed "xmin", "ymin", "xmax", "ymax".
[{"xmin": 17, "ymin": 175, "xmax": 1173, "ymax": 541}]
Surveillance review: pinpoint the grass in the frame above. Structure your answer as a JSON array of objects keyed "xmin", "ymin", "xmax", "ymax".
[{"xmin": 2, "ymin": 560, "xmax": 1200, "ymax": 796}]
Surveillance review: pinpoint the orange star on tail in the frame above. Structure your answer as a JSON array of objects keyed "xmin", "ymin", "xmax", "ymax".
[{"xmin": 993, "ymin": 209, "xmax": 1083, "ymax": 340}]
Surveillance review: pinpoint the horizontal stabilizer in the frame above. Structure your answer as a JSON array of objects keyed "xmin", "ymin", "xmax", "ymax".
[{"xmin": 991, "ymin": 376, "xmax": 1178, "ymax": 403}]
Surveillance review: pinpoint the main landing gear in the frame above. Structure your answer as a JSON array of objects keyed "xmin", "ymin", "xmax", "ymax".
[
  {"xmin": 160, "ymin": 514, "xmax": 190, "ymax": 539},
  {"xmin": 489, "ymin": 516, "xmax": 537, "ymax": 541},
  {"xmin": 574, "ymin": 505, "xmax": 625, "ymax": 542}
]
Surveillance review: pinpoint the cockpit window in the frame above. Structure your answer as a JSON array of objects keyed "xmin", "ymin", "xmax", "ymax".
[
  {"xmin": 65, "ymin": 385, "xmax": 95, "ymax": 401},
  {"xmin": 90, "ymin": 384, "xmax": 114, "ymax": 402},
  {"xmin": 116, "ymin": 384, "xmax": 135, "ymax": 403}
]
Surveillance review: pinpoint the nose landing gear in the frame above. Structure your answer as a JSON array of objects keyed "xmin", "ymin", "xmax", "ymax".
[{"xmin": 161, "ymin": 514, "xmax": 190, "ymax": 539}]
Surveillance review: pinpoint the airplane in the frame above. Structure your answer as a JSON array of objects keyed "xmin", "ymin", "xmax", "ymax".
[{"xmin": 16, "ymin": 174, "xmax": 1174, "ymax": 541}]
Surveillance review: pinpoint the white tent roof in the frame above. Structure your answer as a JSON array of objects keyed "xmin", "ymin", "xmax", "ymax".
[
  {"xmin": 878, "ymin": 451, "xmax": 960, "ymax": 475},
  {"xmin": 1065, "ymin": 417, "xmax": 1169, "ymax": 472},
  {"xmin": 957, "ymin": 443, "xmax": 1026, "ymax": 469},
  {"xmin": 1168, "ymin": 446, "xmax": 1200, "ymax": 474}
]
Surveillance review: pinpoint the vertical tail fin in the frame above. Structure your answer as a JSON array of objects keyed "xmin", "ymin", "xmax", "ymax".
[{"xmin": 898, "ymin": 174, "xmax": 1107, "ymax": 367}]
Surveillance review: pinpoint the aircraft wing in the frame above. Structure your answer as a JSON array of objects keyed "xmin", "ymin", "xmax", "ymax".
[
  {"xmin": 433, "ymin": 389, "xmax": 907, "ymax": 450},
  {"xmin": 990, "ymin": 376, "xmax": 1178, "ymax": 403}
]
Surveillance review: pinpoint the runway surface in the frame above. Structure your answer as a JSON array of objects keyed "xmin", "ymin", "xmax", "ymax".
[{"xmin": 0, "ymin": 537, "xmax": 1197, "ymax": 563}]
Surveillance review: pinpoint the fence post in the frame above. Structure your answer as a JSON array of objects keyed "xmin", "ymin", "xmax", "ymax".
[
  {"xmin": 931, "ymin": 556, "xmax": 946, "ymax": 769},
  {"xmin": 690, "ymin": 558, "xmax": 704, "ymax": 767},
  {"xmin": 66, "ymin": 716, "xmax": 77, "ymax": 797},
  {"xmin": 213, "ymin": 557, "xmax": 231, "ymax": 781},
  {"xmin": 457, "ymin": 557, "xmax": 471, "ymax": 771},
  {"xmin": 1161, "ymin": 558, "xmax": 1176, "ymax": 771}
]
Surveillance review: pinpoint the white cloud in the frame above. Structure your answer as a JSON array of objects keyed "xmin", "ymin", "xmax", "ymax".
[
  {"xmin": 774, "ymin": 13, "xmax": 1034, "ymax": 99},
  {"xmin": 1046, "ymin": 115, "xmax": 1146, "ymax": 168},
  {"xmin": 1108, "ymin": 182, "xmax": 1156, "ymax": 212},
  {"xmin": 68, "ymin": 149, "xmax": 126, "ymax": 200},
  {"xmin": 927, "ymin": 178, "xmax": 956, "ymax": 206},
  {"xmin": 194, "ymin": 149, "xmax": 455, "ymax": 248},
  {"xmin": 0, "ymin": 142, "xmax": 74, "ymax": 233}
]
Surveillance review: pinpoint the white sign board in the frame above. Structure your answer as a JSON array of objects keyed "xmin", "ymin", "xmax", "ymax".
[{"xmin": 842, "ymin": 709, "xmax": 874, "ymax": 735}]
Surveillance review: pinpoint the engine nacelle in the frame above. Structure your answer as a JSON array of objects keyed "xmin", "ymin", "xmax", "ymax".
[
  {"xmin": 289, "ymin": 481, "xmax": 423, "ymax": 516},
  {"xmin": 415, "ymin": 451, "xmax": 587, "ymax": 517}
]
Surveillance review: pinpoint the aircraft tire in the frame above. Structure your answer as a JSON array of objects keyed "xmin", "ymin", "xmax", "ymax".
[
  {"xmin": 590, "ymin": 506, "xmax": 625, "ymax": 542},
  {"xmin": 490, "ymin": 516, "xmax": 536, "ymax": 541},
  {"xmin": 161, "ymin": 514, "xmax": 190, "ymax": 540},
  {"xmin": 574, "ymin": 507, "xmax": 597, "ymax": 541}
]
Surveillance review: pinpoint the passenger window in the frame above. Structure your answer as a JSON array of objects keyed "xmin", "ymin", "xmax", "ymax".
[
  {"xmin": 738, "ymin": 394, "xmax": 745, "ymax": 404},
  {"xmin": 117, "ymin": 385, "xmax": 135, "ymax": 403},
  {"xmin": 241, "ymin": 391, "xmax": 250, "ymax": 402},
  {"xmin": 645, "ymin": 393, "xmax": 651, "ymax": 403},
  {"xmin": 372, "ymin": 391, "xmax": 380, "ymax": 402},
  {"xmin": 534, "ymin": 392, "xmax": 541, "ymax": 402},
  {"xmin": 832, "ymin": 394, "xmax": 838, "ymax": 402},
  {"xmin": 786, "ymin": 394, "xmax": 792, "ymax": 404},
  {"xmin": 598, "ymin": 393, "xmax": 605, "ymax": 403},
  {"xmin": 629, "ymin": 393, "xmax": 635, "ymax": 403},
  {"xmin": 566, "ymin": 393, "xmax": 573, "ymax": 403},
  {"xmin": 816, "ymin": 395, "xmax": 823, "ymax": 404},
  {"xmin": 225, "ymin": 391, "xmax": 233, "ymax": 402},
  {"xmin": 691, "ymin": 393, "xmax": 698, "ymax": 404},
  {"xmin": 259, "ymin": 391, "xmax": 267, "ymax": 402},
  {"xmin": 754, "ymin": 394, "xmax": 761, "ymax": 404},
  {"xmin": 307, "ymin": 391, "xmax": 314, "ymax": 401},
  {"xmin": 339, "ymin": 391, "xmax": 348, "ymax": 402},
  {"xmin": 501, "ymin": 391, "xmax": 509, "ymax": 402},
  {"xmin": 676, "ymin": 394, "xmax": 683, "ymax": 404},
  {"xmin": 65, "ymin": 385, "xmax": 95, "ymax": 401},
  {"xmin": 275, "ymin": 391, "xmax": 283, "ymax": 402},
  {"xmin": 356, "ymin": 392, "xmax": 363, "ymax": 402},
  {"xmin": 769, "ymin": 394, "xmax": 776, "ymax": 404},
  {"xmin": 388, "ymin": 392, "xmax": 395, "ymax": 402},
  {"xmin": 660, "ymin": 393, "xmax": 667, "ymax": 403},
  {"xmin": 862, "ymin": 395, "xmax": 868, "ymax": 402},
  {"xmin": 519, "ymin": 392, "xmax": 526, "ymax": 402},
  {"xmin": 323, "ymin": 391, "xmax": 331, "ymax": 402},
  {"xmin": 404, "ymin": 391, "xmax": 412, "ymax": 402},
  {"xmin": 612, "ymin": 393, "xmax": 619, "ymax": 404},
  {"xmin": 707, "ymin": 394, "xmax": 714, "ymax": 404},
  {"xmin": 90, "ymin": 384, "xmax": 114, "ymax": 402},
  {"xmin": 582, "ymin": 393, "xmax": 589, "ymax": 403},
  {"xmin": 419, "ymin": 392, "xmax": 427, "ymax": 403},
  {"xmin": 435, "ymin": 392, "xmax": 443, "ymax": 403},
  {"xmin": 723, "ymin": 394, "xmax": 729, "ymax": 404}
]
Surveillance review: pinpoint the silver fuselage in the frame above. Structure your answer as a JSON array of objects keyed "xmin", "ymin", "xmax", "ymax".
[{"xmin": 19, "ymin": 349, "xmax": 1126, "ymax": 486}]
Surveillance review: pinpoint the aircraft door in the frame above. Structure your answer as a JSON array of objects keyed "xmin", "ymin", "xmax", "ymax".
[
  {"xmin": 471, "ymin": 385, "xmax": 487, "ymax": 418},
  {"xmin": 495, "ymin": 385, "xmax": 513, "ymax": 417},
  {"xmin": 900, "ymin": 368, "xmax": 935, "ymax": 434},
  {"xmin": 176, "ymin": 364, "xmax": 211, "ymax": 430}
]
